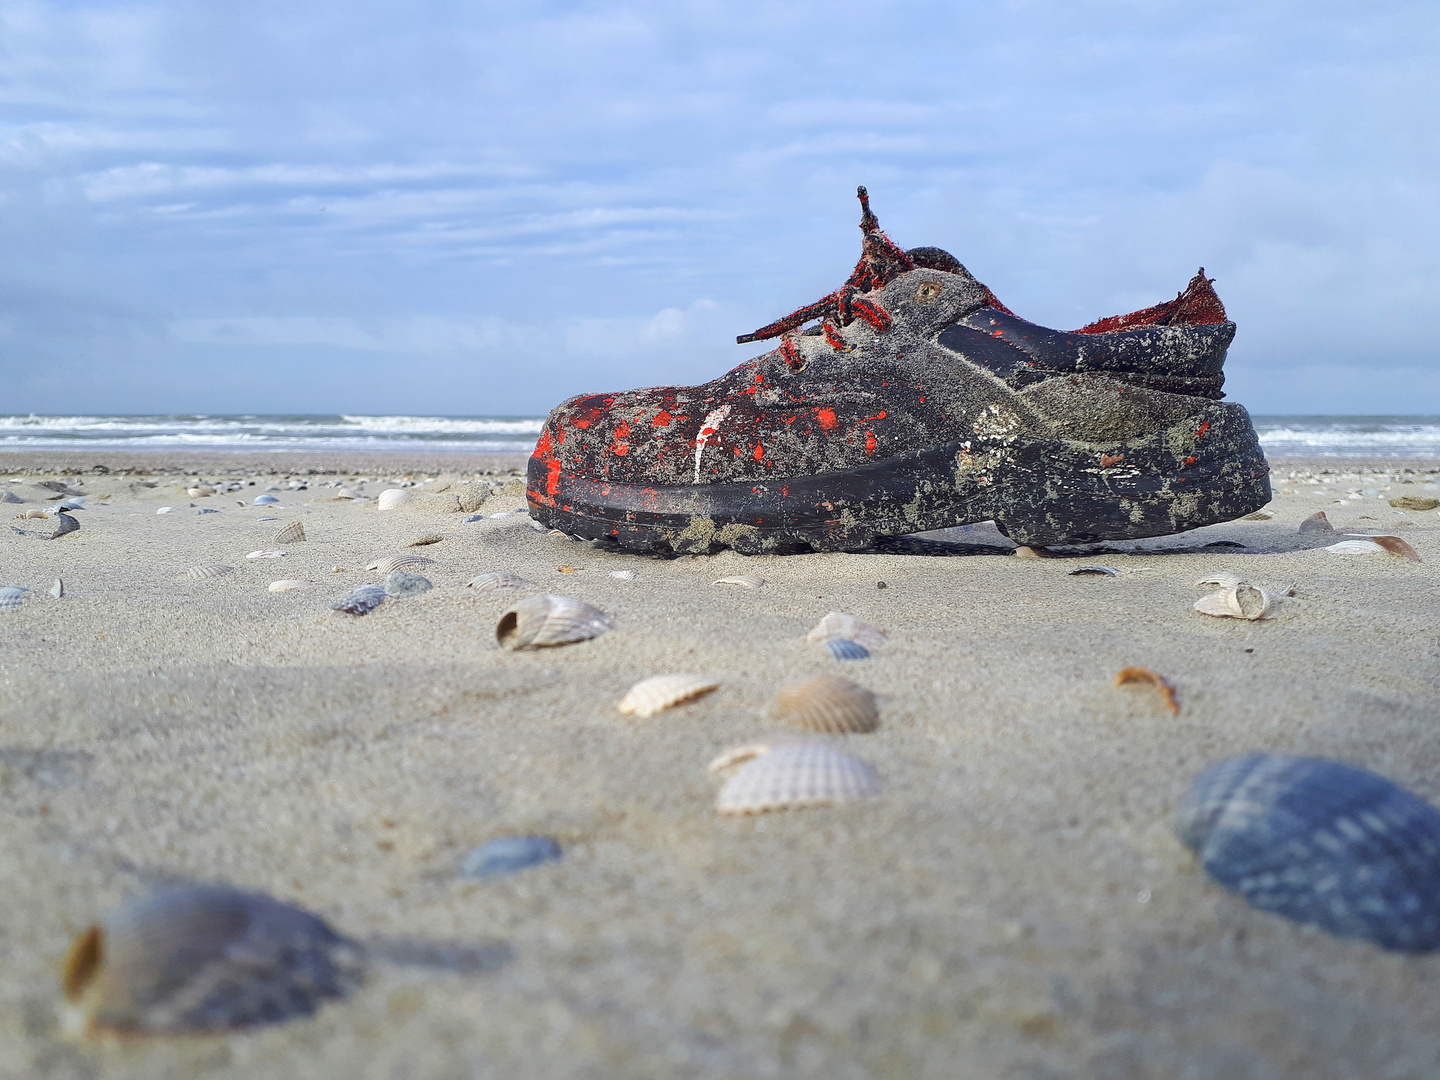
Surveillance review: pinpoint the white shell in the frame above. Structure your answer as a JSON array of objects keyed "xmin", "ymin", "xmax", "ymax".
[
  {"xmin": 187, "ymin": 565, "xmax": 235, "ymax": 580},
  {"xmin": 186, "ymin": 486, "xmax": 214, "ymax": 498},
  {"xmin": 805, "ymin": 612, "xmax": 887, "ymax": 649},
  {"xmin": 272, "ymin": 521, "xmax": 306, "ymax": 544},
  {"xmin": 710, "ymin": 738, "xmax": 882, "ymax": 815},
  {"xmin": 1331, "ymin": 536, "xmax": 1421, "ymax": 562},
  {"xmin": 617, "ymin": 674, "xmax": 719, "ymax": 718},
  {"xmin": 1194, "ymin": 572, "xmax": 1243, "ymax": 589},
  {"xmin": 496, "ymin": 595, "xmax": 614, "ymax": 650},
  {"xmin": 365, "ymin": 554, "xmax": 435, "ymax": 574},
  {"xmin": 775, "ymin": 674, "xmax": 879, "ymax": 734},
  {"xmin": 0, "ymin": 586, "xmax": 28, "ymax": 610},
  {"xmin": 1241, "ymin": 508, "xmax": 1275, "ymax": 520},
  {"xmin": 156, "ymin": 507, "xmax": 175, "ymax": 514},
  {"xmin": 467, "ymin": 572, "xmax": 535, "ymax": 591},
  {"xmin": 713, "ymin": 575, "xmax": 766, "ymax": 589},
  {"xmin": 609, "ymin": 570, "xmax": 639, "ymax": 580},
  {"xmin": 246, "ymin": 550, "xmax": 287, "ymax": 559},
  {"xmin": 1193, "ymin": 583, "xmax": 1280, "ymax": 620},
  {"xmin": 1327, "ymin": 539, "xmax": 1386, "ymax": 555},
  {"xmin": 267, "ymin": 579, "xmax": 313, "ymax": 593},
  {"xmin": 377, "ymin": 489, "xmax": 411, "ymax": 511}
]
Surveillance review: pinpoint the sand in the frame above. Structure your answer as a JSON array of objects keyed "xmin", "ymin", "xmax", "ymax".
[{"xmin": 1, "ymin": 453, "xmax": 1438, "ymax": 1079}]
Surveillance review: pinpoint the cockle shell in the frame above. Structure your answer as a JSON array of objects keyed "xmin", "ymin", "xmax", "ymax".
[
  {"xmin": 332, "ymin": 584, "xmax": 387, "ymax": 616},
  {"xmin": 467, "ymin": 572, "xmax": 535, "ymax": 592},
  {"xmin": 826, "ymin": 638, "xmax": 871, "ymax": 661},
  {"xmin": 1241, "ymin": 508, "xmax": 1275, "ymax": 520},
  {"xmin": 1329, "ymin": 535, "xmax": 1421, "ymax": 562},
  {"xmin": 272, "ymin": 521, "xmax": 306, "ymax": 544},
  {"xmin": 267, "ymin": 579, "xmax": 313, "ymax": 593},
  {"xmin": 774, "ymin": 674, "xmax": 879, "ymax": 733},
  {"xmin": 404, "ymin": 534, "xmax": 444, "ymax": 547},
  {"xmin": 60, "ymin": 884, "xmax": 365, "ymax": 1037},
  {"xmin": 0, "ymin": 586, "xmax": 29, "ymax": 610},
  {"xmin": 186, "ymin": 486, "xmax": 214, "ymax": 498},
  {"xmin": 1113, "ymin": 666, "xmax": 1180, "ymax": 714},
  {"xmin": 1193, "ymin": 583, "xmax": 1280, "ymax": 620},
  {"xmin": 617, "ymin": 674, "xmax": 719, "ymax": 718},
  {"xmin": 187, "ymin": 564, "xmax": 235, "ymax": 580},
  {"xmin": 1175, "ymin": 754, "xmax": 1440, "ymax": 952},
  {"xmin": 376, "ymin": 489, "xmax": 411, "ymax": 511},
  {"xmin": 709, "ymin": 737, "xmax": 882, "ymax": 815},
  {"xmin": 384, "ymin": 571, "xmax": 432, "ymax": 597},
  {"xmin": 609, "ymin": 570, "xmax": 639, "ymax": 580},
  {"xmin": 1194, "ymin": 572, "xmax": 1243, "ymax": 589},
  {"xmin": 1298, "ymin": 511, "xmax": 1334, "ymax": 534},
  {"xmin": 366, "ymin": 554, "xmax": 435, "ymax": 574},
  {"xmin": 496, "ymin": 595, "xmax": 614, "ymax": 650},
  {"xmin": 806, "ymin": 612, "xmax": 887, "ymax": 649},
  {"xmin": 713, "ymin": 575, "xmax": 765, "ymax": 589}
]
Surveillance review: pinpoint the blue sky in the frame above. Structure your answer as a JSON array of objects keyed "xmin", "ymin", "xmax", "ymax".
[{"xmin": 2, "ymin": 1, "xmax": 1438, "ymax": 415}]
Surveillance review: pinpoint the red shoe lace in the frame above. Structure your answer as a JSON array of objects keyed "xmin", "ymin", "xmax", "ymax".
[{"xmin": 737, "ymin": 187, "xmax": 909, "ymax": 360}]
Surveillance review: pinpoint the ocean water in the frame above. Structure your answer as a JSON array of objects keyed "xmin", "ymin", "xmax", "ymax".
[{"xmin": 0, "ymin": 414, "xmax": 1437, "ymax": 458}]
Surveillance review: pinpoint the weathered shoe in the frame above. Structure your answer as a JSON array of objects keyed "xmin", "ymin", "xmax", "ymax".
[{"xmin": 527, "ymin": 188, "xmax": 1270, "ymax": 554}]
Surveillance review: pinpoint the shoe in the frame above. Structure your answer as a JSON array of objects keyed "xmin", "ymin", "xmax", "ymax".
[{"xmin": 527, "ymin": 187, "xmax": 1270, "ymax": 554}]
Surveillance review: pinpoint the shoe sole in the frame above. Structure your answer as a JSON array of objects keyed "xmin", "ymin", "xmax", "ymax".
[{"xmin": 527, "ymin": 402, "xmax": 1271, "ymax": 554}]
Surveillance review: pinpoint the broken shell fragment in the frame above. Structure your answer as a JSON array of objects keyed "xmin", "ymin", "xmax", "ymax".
[
  {"xmin": 710, "ymin": 738, "xmax": 882, "ymax": 815},
  {"xmin": 1113, "ymin": 666, "xmax": 1180, "ymax": 714},
  {"xmin": 376, "ymin": 489, "xmax": 411, "ymax": 511},
  {"xmin": 713, "ymin": 575, "xmax": 766, "ymax": 589},
  {"xmin": 826, "ymin": 638, "xmax": 871, "ymax": 661},
  {"xmin": 404, "ymin": 534, "xmax": 444, "ymax": 547},
  {"xmin": 246, "ymin": 550, "xmax": 287, "ymax": 559},
  {"xmin": 187, "ymin": 564, "xmax": 235, "ymax": 580},
  {"xmin": 618, "ymin": 674, "xmax": 719, "ymax": 718},
  {"xmin": 775, "ymin": 674, "xmax": 879, "ymax": 733},
  {"xmin": 49, "ymin": 578, "xmax": 63, "ymax": 599},
  {"xmin": 467, "ymin": 572, "xmax": 535, "ymax": 592},
  {"xmin": 365, "ymin": 554, "xmax": 435, "ymax": 574},
  {"xmin": 267, "ymin": 579, "xmax": 313, "ymax": 593},
  {"xmin": 0, "ymin": 586, "xmax": 28, "ymax": 610},
  {"xmin": 60, "ymin": 884, "xmax": 364, "ymax": 1037},
  {"xmin": 806, "ymin": 612, "xmax": 887, "ymax": 649},
  {"xmin": 1194, "ymin": 572, "xmax": 1243, "ymax": 589},
  {"xmin": 1069, "ymin": 566, "xmax": 1120, "ymax": 577},
  {"xmin": 332, "ymin": 584, "xmax": 387, "ymax": 616},
  {"xmin": 496, "ymin": 595, "xmax": 614, "ymax": 650},
  {"xmin": 1193, "ymin": 583, "xmax": 1280, "ymax": 621},
  {"xmin": 384, "ymin": 571, "xmax": 432, "ymax": 597},
  {"xmin": 1298, "ymin": 511, "xmax": 1334, "ymax": 534},
  {"xmin": 272, "ymin": 521, "xmax": 306, "ymax": 544}
]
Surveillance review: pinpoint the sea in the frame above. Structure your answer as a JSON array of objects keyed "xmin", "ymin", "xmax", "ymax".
[{"xmin": 0, "ymin": 414, "xmax": 1438, "ymax": 458}]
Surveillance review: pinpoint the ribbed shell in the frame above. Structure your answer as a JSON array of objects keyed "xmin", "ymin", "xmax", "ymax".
[
  {"xmin": 774, "ymin": 675, "xmax": 878, "ymax": 733},
  {"xmin": 0, "ymin": 586, "xmax": 28, "ymax": 610},
  {"xmin": 617, "ymin": 674, "xmax": 719, "ymax": 718},
  {"xmin": 1298, "ymin": 511, "xmax": 1334, "ymax": 534},
  {"xmin": 366, "ymin": 554, "xmax": 435, "ymax": 574},
  {"xmin": 496, "ymin": 595, "xmax": 614, "ymax": 650},
  {"xmin": 1194, "ymin": 572, "xmax": 1243, "ymax": 589},
  {"xmin": 609, "ymin": 570, "xmax": 639, "ymax": 580},
  {"xmin": 187, "ymin": 565, "xmax": 235, "ymax": 580},
  {"xmin": 1193, "ymin": 583, "xmax": 1279, "ymax": 620},
  {"xmin": 711, "ymin": 738, "xmax": 882, "ymax": 815},
  {"xmin": 376, "ymin": 489, "xmax": 411, "ymax": 511},
  {"xmin": 61, "ymin": 885, "xmax": 364, "ymax": 1037},
  {"xmin": 467, "ymin": 572, "xmax": 536, "ymax": 592},
  {"xmin": 246, "ymin": 550, "xmax": 287, "ymax": 559},
  {"xmin": 826, "ymin": 639, "xmax": 870, "ymax": 661},
  {"xmin": 332, "ymin": 584, "xmax": 387, "ymax": 616},
  {"xmin": 1175, "ymin": 754, "xmax": 1440, "ymax": 952},
  {"xmin": 272, "ymin": 521, "xmax": 306, "ymax": 544},
  {"xmin": 806, "ymin": 612, "xmax": 887, "ymax": 649}
]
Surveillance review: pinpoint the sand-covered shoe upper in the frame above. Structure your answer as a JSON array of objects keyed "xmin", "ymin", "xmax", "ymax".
[{"xmin": 527, "ymin": 188, "xmax": 1270, "ymax": 554}]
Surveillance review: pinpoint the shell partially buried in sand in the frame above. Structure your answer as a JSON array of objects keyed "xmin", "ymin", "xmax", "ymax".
[
  {"xmin": 709, "ymin": 737, "xmax": 882, "ymax": 815},
  {"xmin": 186, "ymin": 565, "xmax": 235, "ymax": 581},
  {"xmin": 1175, "ymin": 754, "xmax": 1440, "ymax": 952},
  {"xmin": 1328, "ymin": 535, "xmax": 1421, "ymax": 562},
  {"xmin": 1298, "ymin": 511, "xmax": 1334, "ymax": 534},
  {"xmin": 366, "ymin": 554, "xmax": 435, "ymax": 574},
  {"xmin": 713, "ymin": 575, "xmax": 765, "ymax": 589},
  {"xmin": 60, "ymin": 885, "xmax": 365, "ymax": 1037},
  {"xmin": 272, "ymin": 521, "xmax": 306, "ymax": 544},
  {"xmin": 1113, "ymin": 666, "xmax": 1180, "ymax": 714},
  {"xmin": 774, "ymin": 674, "xmax": 879, "ymax": 733},
  {"xmin": 806, "ymin": 612, "xmax": 887, "ymax": 649},
  {"xmin": 332, "ymin": 584, "xmax": 387, "ymax": 616},
  {"xmin": 376, "ymin": 489, "xmax": 411, "ymax": 511},
  {"xmin": 268, "ymin": 579, "xmax": 313, "ymax": 593},
  {"xmin": 467, "ymin": 572, "xmax": 536, "ymax": 592},
  {"xmin": 617, "ymin": 674, "xmax": 719, "ymax": 718},
  {"xmin": 0, "ymin": 586, "xmax": 29, "ymax": 611},
  {"xmin": 496, "ymin": 595, "xmax": 614, "ymax": 650}
]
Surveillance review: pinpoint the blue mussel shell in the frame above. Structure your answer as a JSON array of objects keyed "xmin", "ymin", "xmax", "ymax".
[{"xmin": 1176, "ymin": 753, "xmax": 1440, "ymax": 952}]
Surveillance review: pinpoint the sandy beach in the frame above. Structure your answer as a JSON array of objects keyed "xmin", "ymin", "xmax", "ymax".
[{"xmin": 2, "ymin": 451, "xmax": 1438, "ymax": 1079}]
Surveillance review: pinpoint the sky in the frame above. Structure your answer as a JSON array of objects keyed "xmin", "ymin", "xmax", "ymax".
[{"xmin": 2, "ymin": 0, "xmax": 1438, "ymax": 416}]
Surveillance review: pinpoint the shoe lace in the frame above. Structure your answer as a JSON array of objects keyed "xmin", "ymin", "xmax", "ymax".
[{"xmin": 737, "ymin": 187, "xmax": 912, "ymax": 361}]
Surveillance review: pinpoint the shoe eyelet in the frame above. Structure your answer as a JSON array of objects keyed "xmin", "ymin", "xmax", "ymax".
[{"xmin": 914, "ymin": 281, "xmax": 944, "ymax": 303}]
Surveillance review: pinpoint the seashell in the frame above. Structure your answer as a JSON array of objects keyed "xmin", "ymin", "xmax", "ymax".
[
  {"xmin": 1113, "ymin": 666, "xmax": 1179, "ymax": 714},
  {"xmin": 1241, "ymin": 508, "xmax": 1275, "ymax": 520},
  {"xmin": 384, "ymin": 570, "xmax": 432, "ymax": 598},
  {"xmin": 496, "ymin": 595, "xmax": 614, "ymax": 650},
  {"xmin": 1174, "ymin": 754, "xmax": 1440, "ymax": 952},
  {"xmin": 60, "ymin": 884, "xmax": 364, "ymax": 1037},
  {"xmin": 556, "ymin": 564, "xmax": 578, "ymax": 573},
  {"xmin": 459, "ymin": 835, "xmax": 561, "ymax": 879},
  {"xmin": 1331, "ymin": 534, "xmax": 1421, "ymax": 562},
  {"xmin": 186, "ymin": 486, "xmax": 214, "ymax": 498},
  {"xmin": 196, "ymin": 508, "xmax": 219, "ymax": 515},
  {"xmin": 710, "ymin": 737, "xmax": 882, "ymax": 815},
  {"xmin": 714, "ymin": 575, "xmax": 766, "ymax": 589},
  {"xmin": 272, "ymin": 521, "xmax": 306, "ymax": 544},
  {"xmin": 609, "ymin": 570, "xmax": 639, "ymax": 580},
  {"xmin": 1391, "ymin": 495, "xmax": 1440, "ymax": 511},
  {"xmin": 0, "ymin": 489, "xmax": 22, "ymax": 504},
  {"xmin": 156, "ymin": 506, "xmax": 176, "ymax": 514},
  {"xmin": 1069, "ymin": 565, "xmax": 1120, "ymax": 577},
  {"xmin": 1298, "ymin": 510, "xmax": 1334, "ymax": 534},
  {"xmin": 1194, "ymin": 572, "xmax": 1243, "ymax": 589},
  {"xmin": 1012, "ymin": 545, "xmax": 1044, "ymax": 559},
  {"xmin": 267, "ymin": 579, "xmax": 312, "ymax": 593},
  {"xmin": 404, "ymin": 534, "xmax": 444, "ymax": 547},
  {"xmin": 1193, "ymin": 583, "xmax": 1280, "ymax": 621},
  {"xmin": 49, "ymin": 578, "xmax": 63, "ymax": 599},
  {"xmin": 806, "ymin": 612, "xmax": 887, "ymax": 649},
  {"xmin": 775, "ymin": 674, "xmax": 878, "ymax": 733},
  {"xmin": 332, "ymin": 584, "xmax": 387, "ymax": 616},
  {"xmin": 376, "ymin": 489, "xmax": 411, "ymax": 511},
  {"xmin": 187, "ymin": 564, "xmax": 235, "ymax": 580},
  {"xmin": 618, "ymin": 674, "xmax": 719, "ymax": 718},
  {"xmin": 16, "ymin": 511, "xmax": 81, "ymax": 540},
  {"xmin": 827, "ymin": 638, "xmax": 871, "ymax": 661},
  {"xmin": 55, "ymin": 497, "xmax": 86, "ymax": 510},
  {"xmin": 365, "ymin": 554, "xmax": 435, "ymax": 574},
  {"xmin": 467, "ymin": 572, "xmax": 535, "ymax": 592},
  {"xmin": 15, "ymin": 509, "xmax": 49, "ymax": 519},
  {"xmin": 252, "ymin": 495, "xmax": 280, "ymax": 506},
  {"xmin": 0, "ymin": 586, "xmax": 29, "ymax": 610},
  {"xmin": 528, "ymin": 519, "xmax": 546, "ymax": 532},
  {"xmin": 462, "ymin": 514, "xmax": 485, "ymax": 523},
  {"xmin": 547, "ymin": 529, "xmax": 568, "ymax": 539},
  {"xmin": 246, "ymin": 550, "xmax": 287, "ymax": 559}
]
